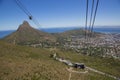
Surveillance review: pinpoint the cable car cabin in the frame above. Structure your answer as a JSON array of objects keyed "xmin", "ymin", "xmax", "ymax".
[
  {"xmin": 73, "ymin": 63, "xmax": 85, "ymax": 69},
  {"xmin": 29, "ymin": 16, "xmax": 32, "ymax": 20}
]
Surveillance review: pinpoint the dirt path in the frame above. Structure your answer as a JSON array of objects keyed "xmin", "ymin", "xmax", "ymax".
[
  {"xmin": 67, "ymin": 67, "xmax": 119, "ymax": 80},
  {"xmin": 53, "ymin": 56, "xmax": 119, "ymax": 80},
  {"xmin": 86, "ymin": 67, "xmax": 118, "ymax": 80},
  {"xmin": 67, "ymin": 67, "xmax": 88, "ymax": 74},
  {"xmin": 67, "ymin": 67, "xmax": 88, "ymax": 80},
  {"xmin": 68, "ymin": 72, "xmax": 72, "ymax": 80}
]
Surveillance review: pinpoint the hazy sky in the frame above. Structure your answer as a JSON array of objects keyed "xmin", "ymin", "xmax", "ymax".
[{"xmin": 0, "ymin": 0, "xmax": 120, "ymax": 30}]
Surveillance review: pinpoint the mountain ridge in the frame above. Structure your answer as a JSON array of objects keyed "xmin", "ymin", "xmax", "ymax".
[{"xmin": 3, "ymin": 21, "xmax": 56, "ymax": 45}]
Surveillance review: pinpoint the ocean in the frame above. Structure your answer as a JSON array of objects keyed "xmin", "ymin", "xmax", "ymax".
[
  {"xmin": 0, "ymin": 27, "xmax": 120, "ymax": 39},
  {"xmin": 0, "ymin": 30, "xmax": 15, "ymax": 38},
  {"xmin": 93, "ymin": 28, "xmax": 120, "ymax": 33}
]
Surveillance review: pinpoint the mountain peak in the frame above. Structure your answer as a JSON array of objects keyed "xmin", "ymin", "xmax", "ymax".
[
  {"xmin": 23, "ymin": 20, "xmax": 29, "ymax": 25},
  {"xmin": 17, "ymin": 21, "xmax": 32, "ymax": 31},
  {"xmin": 3, "ymin": 20, "xmax": 56, "ymax": 44}
]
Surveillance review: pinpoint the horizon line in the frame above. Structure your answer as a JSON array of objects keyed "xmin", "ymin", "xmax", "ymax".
[{"xmin": 0, "ymin": 25, "xmax": 120, "ymax": 31}]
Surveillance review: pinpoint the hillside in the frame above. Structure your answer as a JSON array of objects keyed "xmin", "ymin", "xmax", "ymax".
[
  {"xmin": 3, "ymin": 21, "xmax": 56, "ymax": 45},
  {"xmin": 60, "ymin": 28, "xmax": 85, "ymax": 37},
  {"xmin": 53, "ymin": 28, "xmax": 102, "ymax": 40},
  {"xmin": 53, "ymin": 28, "xmax": 102, "ymax": 38},
  {"xmin": 0, "ymin": 41, "xmax": 119, "ymax": 80}
]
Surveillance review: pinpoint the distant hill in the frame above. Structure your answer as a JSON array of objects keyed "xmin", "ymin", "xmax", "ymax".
[
  {"xmin": 1, "ymin": 27, "xmax": 119, "ymax": 39},
  {"xmin": 2, "ymin": 21, "xmax": 104, "ymax": 45},
  {"xmin": 41, "ymin": 27, "xmax": 80, "ymax": 33},
  {"xmin": 59, "ymin": 28, "xmax": 85, "ymax": 37},
  {"xmin": 52, "ymin": 28, "xmax": 102, "ymax": 39},
  {"xmin": 3, "ymin": 21, "xmax": 56, "ymax": 45}
]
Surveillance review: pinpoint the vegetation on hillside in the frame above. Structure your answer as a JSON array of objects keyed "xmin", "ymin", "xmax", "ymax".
[{"xmin": 0, "ymin": 41, "xmax": 119, "ymax": 80}]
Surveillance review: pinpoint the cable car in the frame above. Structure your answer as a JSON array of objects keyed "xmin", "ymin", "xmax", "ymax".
[{"xmin": 29, "ymin": 16, "xmax": 32, "ymax": 20}]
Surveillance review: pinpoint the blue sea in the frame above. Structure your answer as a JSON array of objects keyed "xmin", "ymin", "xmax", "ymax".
[
  {"xmin": 93, "ymin": 28, "xmax": 120, "ymax": 33},
  {"xmin": 0, "ymin": 27, "xmax": 120, "ymax": 39},
  {"xmin": 0, "ymin": 30, "xmax": 15, "ymax": 38}
]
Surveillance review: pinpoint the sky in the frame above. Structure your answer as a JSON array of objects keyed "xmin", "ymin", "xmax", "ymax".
[{"xmin": 0, "ymin": 0, "xmax": 120, "ymax": 30}]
